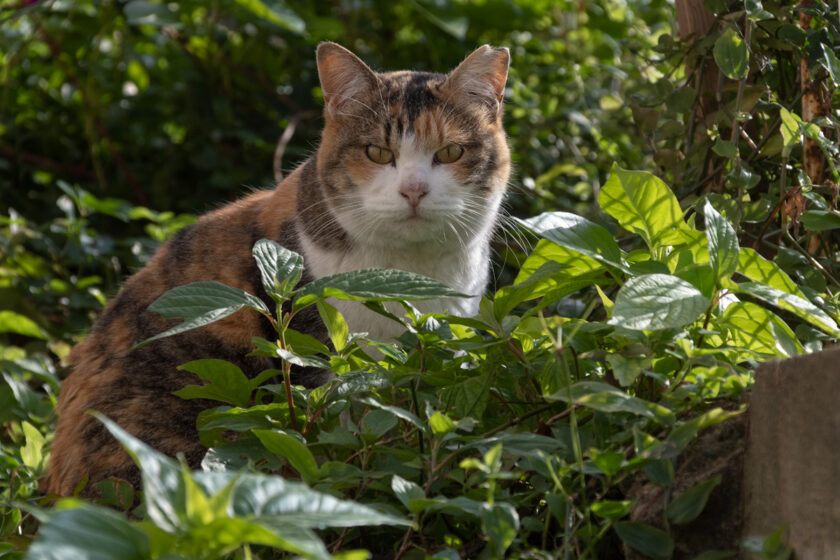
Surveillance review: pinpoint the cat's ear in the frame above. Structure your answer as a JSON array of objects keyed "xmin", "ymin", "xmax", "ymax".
[
  {"xmin": 316, "ymin": 42, "xmax": 378, "ymax": 116},
  {"xmin": 442, "ymin": 45, "xmax": 510, "ymax": 113}
]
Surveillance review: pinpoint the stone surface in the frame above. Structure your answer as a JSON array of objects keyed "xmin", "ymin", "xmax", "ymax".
[{"xmin": 743, "ymin": 347, "xmax": 840, "ymax": 559}]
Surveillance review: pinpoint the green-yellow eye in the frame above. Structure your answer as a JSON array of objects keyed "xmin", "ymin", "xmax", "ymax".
[
  {"xmin": 366, "ymin": 145, "xmax": 394, "ymax": 164},
  {"xmin": 434, "ymin": 144, "xmax": 464, "ymax": 164}
]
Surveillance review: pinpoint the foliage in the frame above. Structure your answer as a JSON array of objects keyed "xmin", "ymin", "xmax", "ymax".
[{"xmin": 3, "ymin": 0, "xmax": 840, "ymax": 558}]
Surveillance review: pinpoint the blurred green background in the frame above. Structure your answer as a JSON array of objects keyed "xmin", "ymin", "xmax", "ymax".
[{"xmin": 1, "ymin": 0, "xmax": 671, "ymax": 220}]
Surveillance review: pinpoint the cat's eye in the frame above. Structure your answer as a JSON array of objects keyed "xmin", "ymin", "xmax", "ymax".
[
  {"xmin": 366, "ymin": 145, "xmax": 394, "ymax": 165},
  {"xmin": 434, "ymin": 144, "xmax": 464, "ymax": 164}
]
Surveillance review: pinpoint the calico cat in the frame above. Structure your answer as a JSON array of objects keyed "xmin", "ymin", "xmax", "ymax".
[{"xmin": 44, "ymin": 42, "xmax": 511, "ymax": 496}]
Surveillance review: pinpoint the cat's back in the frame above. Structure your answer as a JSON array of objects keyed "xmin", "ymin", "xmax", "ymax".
[{"xmin": 44, "ymin": 174, "xmax": 300, "ymax": 496}]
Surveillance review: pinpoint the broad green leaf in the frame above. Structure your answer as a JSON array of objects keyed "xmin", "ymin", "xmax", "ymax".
[
  {"xmin": 283, "ymin": 329, "xmax": 330, "ymax": 356},
  {"xmin": 0, "ymin": 310, "xmax": 47, "ymax": 339},
  {"xmin": 665, "ymin": 475, "xmax": 722, "ymax": 525},
  {"xmin": 822, "ymin": 44, "xmax": 840, "ymax": 87},
  {"xmin": 703, "ymin": 200, "xmax": 739, "ymax": 283},
  {"xmin": 591, "ymin": 500, "xmax": 631, "ymax": 521},
  {"xmin": 232, "ymin": 0, "xmax": 305, "ymax": 33},
  {"xmin": 253, "ymin": 429, "xmax": 320, "ymax": 485},
  {"xmin": 480, "ymin": 503, "xmax": 519, "ymax": 559},
  {"xmin": 150, "ymin": 281, "xmax": 268, "ymax": 319},
  {"xmin": 736, "ymin": 282, "xmax": 840, "ymax": 335},
  {"xmin": 723, "ymin": 302, "xmax": 802, "ymax": 358},
  {"xmin": 614, "ymin": 521, "xmax": 674, "ymax": 560},
  {"xmin": 173, "ymin": 360, "xmax": 252, "ymax": 408},
  {"xmin": 438, "ymin": 373, "xmax": 491, "ymax": 419},
  {"xmin": 547, "ymin": 381, "xmax": 674, "ymax": 424},
  {"xmin": 276, "ymin": 348, "xmax": 331, "ymax": 369},
  {"xmin": 515, "ymin": 239, "xmax": 603, "ymax": 283},
  {"xmin": 98, "ymin": 414, "xmax": 410, "ymax": 539},
  {"xmin": 737, "ymin": 248, "xmax": 804, "ymax": 298},
  {"xmin": 611, "ymin": 274, "xmax": 709, "ymax": 331},
  {"xmin": 516, "ymin": 211, "xmax": 627, "ymax": 271},
  {"xmin": 316, "ymin": 301, "xmax": 349, "ymax": 351},
  {"xmin": 217, "ymin": 473, "xmax": 411, "ymax": 530},
  {"xmin": 493, "ymin": 261, "xmax": 568, "ymax": 320},
  {"xmin": 391, "ymin": 475, "xmax": 424, "ymax": 510},
  {"xmin": 295, "ymin": 268, "xmax": 466, "ymax": 309},
  {"xmin": 26, "ymin": 503, "xmax": 151, "ymax": 560},
  {"xmin": 359, "ymin": 398, "xmax": 425, "ymax": 431},
  {"xmin": 465, "ymin": 433, "xmax": 564, "ymax": 459},
  {"xmin": 94, "ymin": 414, "xmax": 186, "ymax": 532},
  {"xmin": 138, "ymin": 282, "xmax": 269, "ymax": 348},
  {"xmin": 252, "ymin": 238, "xmax": 303, "ymax": 297},
  {"xmin": 714, "ymin": 28, "xmax": 749, "ymax": 80},
  {"xmin": 800, "ymin": 209, "xmax": 840, "ymax": 231},
  {"xmin": 360, "ymin": 409, "xmax": 398, "ymax": 439},
  {"xmin": 590, "ymin": 449, "xmax": 625, "ymax": 476},
  {"xmin": 599, "ymin": 165, "xmax": 685, "ymax": 250}
]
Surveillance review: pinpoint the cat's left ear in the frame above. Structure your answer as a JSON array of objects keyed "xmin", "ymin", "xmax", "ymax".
[
  {"xmin": 442, "ymin": 45, "xmax": 510, "ymax": 114},
  {"xmin": 316, "ymin": 42, "xmax": 379, "ymax": 117}
]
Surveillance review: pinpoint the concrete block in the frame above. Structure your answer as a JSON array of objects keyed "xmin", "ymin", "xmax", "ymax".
[{"xmin": 743, "ymin": 346, "xmax": 840, "ymax": 559}]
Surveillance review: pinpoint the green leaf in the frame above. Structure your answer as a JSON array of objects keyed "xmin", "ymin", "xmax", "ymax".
[
  {"xmin": 26, "ymin": 503, "xmax": 151, "ymax": 560},
  {"xmin": 295, "ymin": 268, "xmax": 466, "ymax": 309},
  {"xmin": 516, "ymin": 239, "xmax": 603, "ymax": 283},
  {"xmin": 591, "ymin": 500, "xmax": 631, "ymax": 521},
  {"xmin": 276, "ymin": 348, "xmax": 330, "ymax": 369},
  {"xmin": 736, "ymin": 282, "xmax": 840, "ymax": 336},
  {"xmin": 779, "ymin": 108, "xmax": 799, "ymax": 158},
  {"xmin": 800, "ymin": 209, "xmax": 840, "ymax": 231},
  {"xmin": 359, "ymin": 398, "xmax": 425, "ymax": 431},
  {"xmin": 252, "ymin": 238, "xmax": 303, "ymax": 298},
  {"xmin": 723, "ymin": 302, "xmax": 802, "ymax": 358},
  {"xmin": 231, "ymin": 0, "xmax": 305, "ymax": 33},
  {"xmin": 93, "ymin": 414, "xmax": 186, "ymax": 532},
  {"xmin": 138, "ymin": 281, "xmax": 269, "ymax": 348},
  {"xmin": 822, "ymin": 44, "xmax": 840, "ymax": 87},
  {"xmin": 614, "ymin": 521, "xmax": 674, "ymax": 560},
  {"xmin": 253, "ymin": 429, "xmax": 320, "ymax": 485},
  {"xmin": 712, "ymin": 138, "xmax": 738, "ymax": 158},
  {"xmin": 357, "ymin": 410, "xmax": 396, "ymax": 442},
  {"xmin": 714, "ymin": 28, "xmax": 749, "ymax": 80},
  {"xmin": 548, "ymin": 381, "xmax": 674, "ymax": 424},
  {"xmin": 703, "ymin": 200, "xmax": 739, "ymax": 283},
  {"xmin": 316, "ymin": 301, "xmax": 349, "ymax": 351},
  {"xmin": 737, "ymin": 248, "xmax": 805, "ymax": 298},
  {"xmin": 283, "ymin": 329, "xmax": 330, "ymax": 356},
  {"xmin": 493, "ymin": 261, "xmax": 568, "ymax": 320},
  {"xmin": 599, "ymin": 165, "xmax": 685, "ymax": 250},
  {"xmin": 97, "ymin": 413, "xmax": 410, "ymax": 538},
  {"xmin": 21, "ymin": 421, "xmax": 46, "ymax": 471},
  {"xmin": 516, "ymin": 211, "xmax": 627, "ymax": 271},
  {"xmin": 744, "ymin": 0, "xmax": 772, "ymax": 20},
  {"xmin": 391, "ymin": 474, "xmax": 424, "ymax": 510},
  {"xmin": 0, "ymin": 310, "xmax": 48, "ymax": 339},
  {"xmin": 480, "ymin": 503, "xmax": 519, "ymax": 559},
  {"xmin": 665, "ymin": 475, "xmax": 722, "ymax": 525},
  {"xmin": 611, "ymin": 274, "xmax": 709, "ymax": 330},
  {"xmin": 429, "ymin": 411, "xmax": 456, "ymax": 436},
  {"xmin": 173, "ymin": 360, "xmax": 252, "ymax": 408}
]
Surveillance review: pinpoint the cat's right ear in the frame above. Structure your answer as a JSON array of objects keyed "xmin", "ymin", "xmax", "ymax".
[{"xmin": 316, "ymin": 42, "xmax": 378, "ymax": 117}]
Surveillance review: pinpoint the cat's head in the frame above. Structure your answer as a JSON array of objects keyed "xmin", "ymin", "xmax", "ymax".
[{"xmin": 312, "ymin": 42, "xmax": 510, "ymax": 250}]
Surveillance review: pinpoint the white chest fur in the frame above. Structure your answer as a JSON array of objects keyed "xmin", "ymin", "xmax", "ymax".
[{"xmin": 299, "ymin": 234, "xmax": 489, "ymax": 341}]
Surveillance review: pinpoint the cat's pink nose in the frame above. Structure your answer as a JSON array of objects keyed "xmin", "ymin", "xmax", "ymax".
[{"xmin": 399, "ymin": 182, "xmax": 429, "ymax": 208}]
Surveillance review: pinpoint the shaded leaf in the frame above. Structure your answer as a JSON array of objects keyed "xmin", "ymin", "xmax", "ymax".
[
  {"xmin": 665, "ymin": 475, "xmax": 722, "ymax": 525},
  {"xmin": 614, "ymin": 521, "xmax": 674, "ymax": 560}
]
